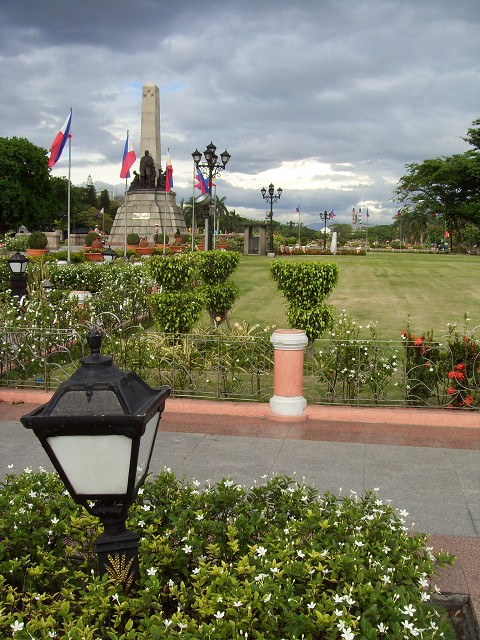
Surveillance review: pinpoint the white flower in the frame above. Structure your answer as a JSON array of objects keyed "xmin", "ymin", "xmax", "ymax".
[
  {"xmin": 164, "ymin": 619, "xmax": 172, "ymax": 627},
  {"xmin": 402, "ymin": 620, "xmax": 420, "ymax": 635},
  {"xmin": 178, "ymin": 622, "xmax": 188, "ymax": 629},
  {"xmin": 48, "ymin": 631, "xmax": 57, "ymax": 638},
  {"xmin": 263, "ymin": 593, "xmax": 272, "ymax": 602},
  {"xmin": 233, "ymin": 600, "xmax": 243, "ymax": 607},
  {"xmin": 378, "ymin": 622, "xmax": 388, "ymax": 633},
  {"xmin": 182, "ymin": 544, "xmax": 192, "ymax": 553},
  {"xmin": 214, "ymin": 611, "xmax": 225, "ymax": 619},
  {"xmin": 111, "ymin": 593, "xmax": 120, "ymax": 604},
  {"xmin": 147, "ymin": 567, "xmax": 157, "ymax": 576},
  {"xmin": 297, "ymin": 550, "xmax": 305, "ymax": 558},
  {"xmin": 196, "ymin": 514, "xmax": 204, "ymax": 520},
  {"xmin": 192, "ymin": 567, "xmax": 200, "ymax": 574},
  {"xmin": 11, "ymin": 620, "xmax": 24, "ymax": 634},
  {"xmin": 256, "ymin": 546, "xmax": 267, "ymax": 557},
  {"xmin": 401, "ymin": 604, "xmax": 416, "ymax": 616},
  {"xmin": 307, "ymin": 601, "xmax": 316, "ymax": 610},
  {"xmin": 51, "ymin": 516, "xmax": 59, "ymax": 525},
  {"xmin": 341, "ymin": 626, "xmax": 355, "ymax": 640}
]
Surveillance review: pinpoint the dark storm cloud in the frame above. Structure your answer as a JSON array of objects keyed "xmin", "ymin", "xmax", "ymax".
[{"xmin": 1, "ymin": 0, "xmax": 479, "ymax": 226}]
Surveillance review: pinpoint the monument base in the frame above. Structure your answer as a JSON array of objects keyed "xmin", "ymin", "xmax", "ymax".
[{"xmin": 108, "ymin": 190, "xmax": 187, "ymax": 246}]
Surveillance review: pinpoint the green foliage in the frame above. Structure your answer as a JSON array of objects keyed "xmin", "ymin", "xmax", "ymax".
[
  {"xmin": 84, "ymin": 232, "xmax": 101, "ymax": 247},
  {"xmin": 0, "ymin": 137, "xmax": 53, "ymax": 233},
  {"xmin": 195, "ymin": 250, "xmax": 240, "ymax": 284},
  {"xmin": 149, "ymin": 291, "xmax": 204, "ymax": 333},
  {"xmin": 27, "ymin": 231, "xmax": 48, "ymax": 249},
  {"xmin": 126, "ymin": 232, "xmax": 140, "ymax": 246},
  {"xmin": 270, "ymin": 260, "xmax": 339, "ymax": 348},
  {"xmin": 202, "ymin": 282, "xmax": 240, "ymax": 324},
  {"xmin": 0, "ymin": 469, "xmax": 454, "ymax": 639},
  {"xmin": 4, "ymin": 234, "xmax": 28, "ymax": 251},
  {"xmin": 145, "ymin": 254, "xmax": 197, "ymax": 292}
]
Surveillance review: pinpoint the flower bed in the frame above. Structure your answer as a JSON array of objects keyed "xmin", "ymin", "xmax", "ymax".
[{"xmin": 0, "ymin": 469, "xmax": 454, "ymax": 639}]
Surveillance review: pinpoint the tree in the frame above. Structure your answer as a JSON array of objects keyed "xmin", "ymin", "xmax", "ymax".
[
  {"xmin": 98, "ymin": 189, "xmax": 111, "ymax": 213},
  {"xmin": 0, "ymin": 137, "xmax": 53, "ymax": 233},
  {"xmin": 394, "ymin": 119, "xmax": 480, "ymax": 249},
  {"xmin": 84, "ymin": 175, "xmax": 98, "ymax": 208}
]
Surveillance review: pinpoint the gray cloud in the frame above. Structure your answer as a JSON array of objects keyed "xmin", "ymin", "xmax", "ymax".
[{"xmin": 1, "ymin": 0, "xmax": 479, "ymax": 227}]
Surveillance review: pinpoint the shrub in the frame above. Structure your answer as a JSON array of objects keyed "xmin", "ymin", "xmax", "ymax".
[
  {"xmin": 271, "ymin": 260, "xmax": 339, "ymax": 354},
  {"xmin": 0, "ymin": 469, "xmax": 454, "ymax": 639},
  {"xmin": 149, "ymin": 290, "xmax": 204, "ymax": 333},
  {"xmin": 84, "ymin": 231, "xmax": 101, "ymax": 247},
  {"xmin": 126, "ymin": 232, "xmax": 140, "ymax": 246},
  {"xmin": 27, "ymin": 231, "xmax": 48, "ymax": 249}
]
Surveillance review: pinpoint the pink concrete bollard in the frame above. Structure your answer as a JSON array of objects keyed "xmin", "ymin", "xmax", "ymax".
[{"xmin": 270, "ymin": 329, "xmax": 308, "ymax": 417}]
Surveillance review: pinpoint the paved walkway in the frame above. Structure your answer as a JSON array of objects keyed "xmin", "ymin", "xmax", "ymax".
[{"xmin": 1, "ymin": 392, "xmax": 479, "ymax": 630}]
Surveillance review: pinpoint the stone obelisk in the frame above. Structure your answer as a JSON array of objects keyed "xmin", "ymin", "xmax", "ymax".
[
  {"xmin": 140, "ymin": 82, "xmax": 161, "ymax": 175},
  {"xmin": 108, "ymin": 82, "xmax": 186, "ymax": 247}
]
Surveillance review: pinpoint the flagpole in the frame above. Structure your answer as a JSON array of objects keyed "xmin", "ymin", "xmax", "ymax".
[
  {"xmin": 191, "ymin": 160, "xmax": 196, "ymax": 252},
  {"xmin": 298, "ymin": 208, "xmax": 301, "ymax": 246},
  {"xmin": 124, "ymin": 177, "xmax": 128, "ymax": 259},
  {"xmin": 163, "ymin": 150, "xmax": 168, "ymax": 255},
  {"xmin": 67, "ymin": 107, "xmax": 72, "ymax": 263}
]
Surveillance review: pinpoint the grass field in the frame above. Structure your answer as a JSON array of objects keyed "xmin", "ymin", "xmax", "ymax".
[{"xmin": 228, "ymin": 252, "xmax": 480, "ymax": 340}]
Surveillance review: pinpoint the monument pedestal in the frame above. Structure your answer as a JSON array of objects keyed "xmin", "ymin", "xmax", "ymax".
[{"xmin": 108, "ymin": 189, "xmax": 186, "ymax": 246}]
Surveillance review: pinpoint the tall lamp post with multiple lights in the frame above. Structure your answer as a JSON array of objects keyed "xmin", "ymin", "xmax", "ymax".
[
  {"xmin": 319, "ymin": 210, "xmax": 330, "ymax": 250},
  {"xmin": 261, "ymin": 183, "xmax": 283, "ymax": 254},
  {"xmin": 192, "ymin": 142, "xmax": 231, "ymax": 251}
]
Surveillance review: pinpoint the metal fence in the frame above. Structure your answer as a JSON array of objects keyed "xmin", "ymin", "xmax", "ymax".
[
  {"xmin": 1, "ymin": 327, "xmax": 479, "ymax": 409},
  {"xmin": 0, "ymin": 327, "xmax": 274, "ymax": 403},
  {"xmin": 304, "ymin": 336, "xmax": 480, "ymax": 409}
]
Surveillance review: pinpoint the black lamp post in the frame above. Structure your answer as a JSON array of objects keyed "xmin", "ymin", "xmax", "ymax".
[
  {"xmin": 192, "ymin": 142, "xmax": 231, "ymax": 251},
  {"xmin": 319, "ymin": 210, "xmax": 329, "ymax": 250},
  {"xmin": 21, "ymin": 328, "xmax": 170, "ymax": 590},
  {"xmin": 103, "ymin": 246, "xmax": 118, "ymax": 263},
  {"xmin": 261, "ymin": 183, "xmax": 283, "ymax": 253},
  {"xmin": 7, "ymin": 252, "xmax": 29, "ymax": 298}
]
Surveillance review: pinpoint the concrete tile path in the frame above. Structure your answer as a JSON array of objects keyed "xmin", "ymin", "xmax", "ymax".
[{"xmin": 1, "ymin": 392, "xmax": 479, "ymax": 631}]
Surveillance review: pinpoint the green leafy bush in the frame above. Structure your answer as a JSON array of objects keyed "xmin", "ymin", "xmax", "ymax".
[
  {"xmin": 27, "ymin": 231, "xmax": 48, "ymax": 249},
  {"xmin": 145, "ymin": 254, "xmax": 197, "ymax": 292},
  {"xmin": 126, "ymin": 232, "xmax": 140, "ymax": 246},
  {"xmin": 149, "ymin": 291, "xmax": 204, "ymax": 333},
  {"xmin": 196, "ymin": 251, "xmax": 240, "ymax": 325},
  {"xmin": 0, "ymin": 469, "xmax": 454, "ymax": 639},
  {"xmin": 271, "ymin": 260, "xmax": 339, "ymax": 354}
]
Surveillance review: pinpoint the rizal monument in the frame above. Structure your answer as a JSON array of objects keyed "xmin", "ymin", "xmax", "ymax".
[{"xmin": 109, "ymin": 82, "xmax": 186, "ymax": 245}]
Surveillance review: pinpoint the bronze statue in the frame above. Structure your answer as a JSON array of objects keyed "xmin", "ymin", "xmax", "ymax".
[
  {"xmin": 139, "ymin": 150, "xmax": 156, "ymax": 188},
  {"xmin": 157, "ymin": 166, "xmax": 166, "ymax": 190},
  {"xmin": 130, "ymin": 170, "xmax": 140, "ymax": 189}
]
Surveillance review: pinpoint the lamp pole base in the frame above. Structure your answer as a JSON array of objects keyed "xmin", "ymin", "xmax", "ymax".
[{"xmin": 94, "ymin": 522, "xmax": 140, "ymax": 591}]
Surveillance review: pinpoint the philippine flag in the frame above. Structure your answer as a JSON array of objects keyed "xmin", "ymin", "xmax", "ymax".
[
  {"xmin": 165, "ymin": 151, "xmax": 174, "ymax": 193},
  {"xmin": 296, "ymin": 206, "xmax": 301, "ymax": 213},
  {"xmin": 120, "ymin": 133, "xmax": 136, "ymax": 179},
  {"xmin": 195, "ymin": 166, "xmax": 210, "ymax": 194},
  {"xmin": 48, "ymin": 112, "xmax": 72, "ymax": 168}
]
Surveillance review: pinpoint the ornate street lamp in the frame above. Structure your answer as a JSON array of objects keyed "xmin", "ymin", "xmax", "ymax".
[
  {"xmin": 319, "ymin": 210, "xmax": 330, "ymax": 250},
  {"xmin": 192, "ymin": 142, "xmax": 231, "ymax": 250},
  {"xmin": 21, "ymin": 328, "xmax": 170, "ymax": 590},
  {"xmin": 261, "ymin": 183, "xmax": 283, "ymax": 253},
  {"xmin": 7, "ymin": 252, "xmax": 29, "ymax": 298},
  {"xmin": 103, "ymin": 246, "xmax": 118, "ymax": 263}
]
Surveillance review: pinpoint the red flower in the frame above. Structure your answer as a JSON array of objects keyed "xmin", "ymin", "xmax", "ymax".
[
  {"xmin": 448, "ymin": 371, "xmax": 455, "ymax": 379},
  {"xmin": 454, "ymin": 371, "xmax": 465, "ymax": 381},
  {"xmin": 414, "ymin": 337, "xmax": 423, "ymax": 346},
  {"xmin": 455, "ymin": 363, "xmax": 465, "ymax": 371},
  {"xmin": 447, "ymin": 387, "xmax": 456, "ymax": 395},
  {"xmin": 464, "ymin": 395, "xmax": 474, "ymax": 406},
  {"xmin": 401, "ymin": 331, "xmax": 407, "ymax": 337}
]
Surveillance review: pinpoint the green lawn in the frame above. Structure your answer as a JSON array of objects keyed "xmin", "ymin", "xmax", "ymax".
[{"xmin": 229, "ymin": 253, "xmax": 480, "ymax": 340}]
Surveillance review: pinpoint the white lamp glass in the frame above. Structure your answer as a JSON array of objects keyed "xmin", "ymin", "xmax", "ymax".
[{"xmin": 47, "ymin": 435, "xmax": 132, "ymax": 495}]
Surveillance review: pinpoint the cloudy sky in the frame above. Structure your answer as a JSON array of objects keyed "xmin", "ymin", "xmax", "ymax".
[{"xmin": 1, "ymin": 0, "xmax": 479, "ymax": 228}]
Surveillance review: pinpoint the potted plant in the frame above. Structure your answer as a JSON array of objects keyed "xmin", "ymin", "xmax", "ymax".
[
  {"xmin": 126, "ymin": 232, "xmax": 140, "ymax": 250},
  {"xmin": 174, "ymin": 228, "xmax": 183, "ymax": 245},
  {"xmin": 136, "ymin": 237, "xmax": 154, "ymax": 255},
  {"xmin": 83, "ymin": 232, "xmax": 103, "ymax": 261},
  {"xmin": 27, "ymin": 231, "xmax": 49, "ymax": 257}
]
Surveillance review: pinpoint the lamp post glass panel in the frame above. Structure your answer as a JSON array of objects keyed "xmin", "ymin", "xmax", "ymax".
[
  {"xmin": 21, "ymin": 328, "xmax": 170, "ymax": 590},
  {"xmin": 320, "ymin": 210, "xmax": 330, "ymax": 250},
  {"xmin": 261, "ymin": 184, "xmax": 282, "ymax": 253},
  {"xmin": 192, "ymin": 142, "xmax": 230, "ymax": 250}
]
